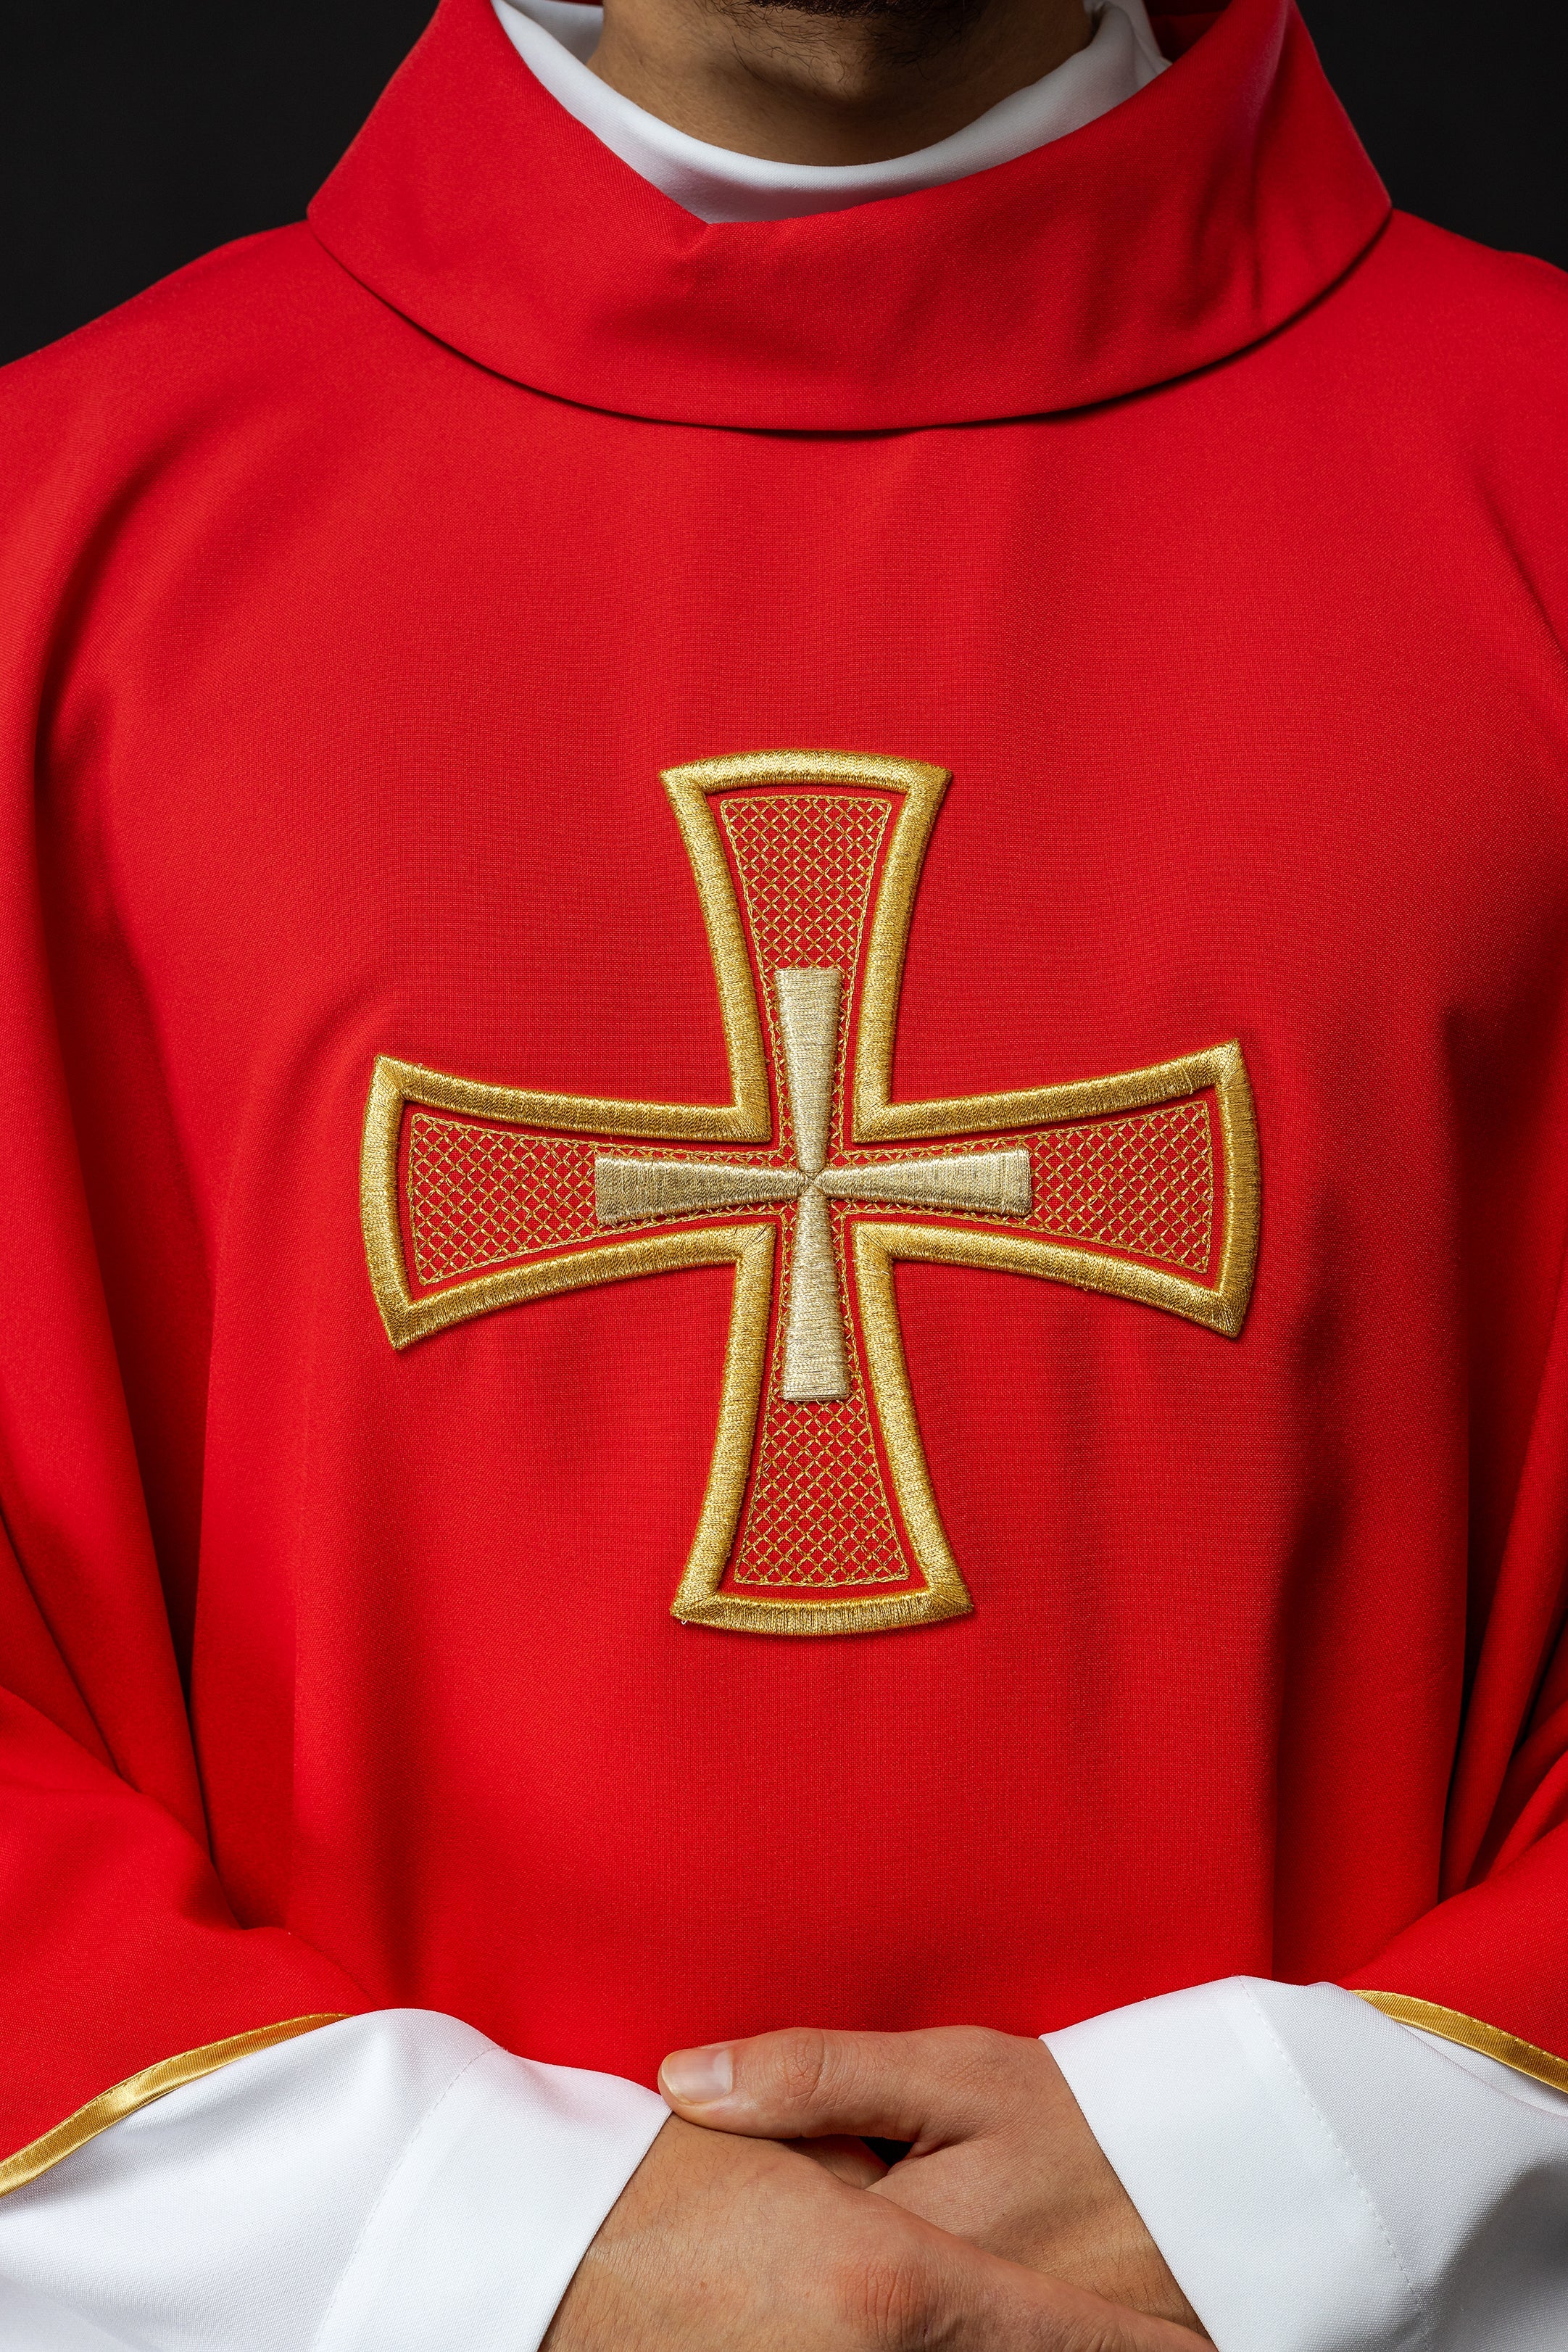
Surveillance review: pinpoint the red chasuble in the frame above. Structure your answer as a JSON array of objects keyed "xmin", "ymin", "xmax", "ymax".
[{"xmin": 3, "ymin": 0, "xmax": 1568, "ymax": 2178}]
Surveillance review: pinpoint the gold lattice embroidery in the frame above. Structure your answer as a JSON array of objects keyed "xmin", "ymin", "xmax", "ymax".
[
  {"xmin": 1028, "ymin": 1101, "xmax": 1214, "ymax": 1273},
  {"xmin": 719, "ymin": 790, "xmax": 890, "ymax": 979},
  {"xmin": 362, "ymin": 752, "xmax": 1261, "ymax": 1636},
  {"xmin": 408, "ymin": 1120, "xmax": 600, "ymax": 1282}
]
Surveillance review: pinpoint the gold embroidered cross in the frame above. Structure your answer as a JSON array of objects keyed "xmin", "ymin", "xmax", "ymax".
[{"xmin": 362, "ymin": 753, "xmax": 1258, "ymax": 1635}]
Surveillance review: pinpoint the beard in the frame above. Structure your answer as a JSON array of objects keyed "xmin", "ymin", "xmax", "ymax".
[
  {"xmin": 738, "ymin": 0, "xmax": 997, "ymax": 38},
  {"xmin": 732, "ymin": 0, "xmax": 999, "ymax": 70}
]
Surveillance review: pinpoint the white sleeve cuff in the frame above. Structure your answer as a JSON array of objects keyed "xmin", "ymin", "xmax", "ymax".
[
  {"xmin": 318, "ymin": 2024, "xmax": 668, "ymax": 2350},
  {"xmin": 1045, "ymin": 1975, "xmax": 1568, "ymax": 2352},
  {"xmin": 0, "ymin": 2010, "xmax": 669, "ymax": 2352}
]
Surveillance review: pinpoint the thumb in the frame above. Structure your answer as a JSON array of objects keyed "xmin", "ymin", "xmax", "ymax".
[{"xmin": 658, "ymin": 2024, "xmax": 995, "ymax": 2147}]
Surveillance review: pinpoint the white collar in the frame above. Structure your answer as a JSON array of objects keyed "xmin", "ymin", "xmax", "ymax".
[{"xmin": 492, "ymin": 0, "xmax": 1166, "ymax": 224}]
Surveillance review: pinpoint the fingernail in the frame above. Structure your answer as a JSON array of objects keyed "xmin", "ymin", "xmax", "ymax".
[{"xmin": 660, "ymin": 2045, "xmax": 735, "ymax": 2105}]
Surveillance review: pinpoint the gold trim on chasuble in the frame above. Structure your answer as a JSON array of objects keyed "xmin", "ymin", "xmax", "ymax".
[
  {"xmin": 362, "ymin": 753, "xmax": 1260, "ymax": 1634},
  {"xmin": 0, "ymin": 2016, "xmax": 347, "ymax": 2198},
  {"xmin": 1355, "ymin": 1991, "xmax": 1568, "ymax": 2098}
]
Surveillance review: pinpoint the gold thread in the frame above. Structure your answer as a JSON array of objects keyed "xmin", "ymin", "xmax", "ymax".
[
  {"xmin": 850, "ymin": 759, "xmax": 950, "ymax": 1145},
  {"xmin": 0, "ymin": 2015, "xmax": 346, "ymax": 2199},
  {"xmin": 774, "ymin": 968, "xmax": 841, "ymax": 1177},
  {"xmin": 666, "ymin": 750, "xmax": 948, "ymax": 802},
  {"xmin": 821, "ymin": 1150, "xmax": 1032, "ymax": 1217},
  {"xmin": 780, "ymin": 1185, "xmax": 851, "ymax": 1403},
  {"xmin": 410, "ymin": 1118, "xmax": 607, "ymax": 1283},
  {"xmin": 727, "ymin": 1198, "xmax": 911, "ymax": 1602},
  {"xmin": 855, "ymin": 1218, "xmax": 1243, "ymax": 1336},
  {"xmin": 595, "ymin": 1159, "xmax": 803, "ymax": 1224},
  {"xmin": 1211, "ymin": 1040, "xmax": 1261, "ymax": 1337},
  {"xmin": 659, "ymin": 769, "xmax": 773, "ymax": 1142},
  {"xmin": 681, "ymin": 1221, "xmax": 963, "ymax": 1626},
  {"xmin": 668, "ymin": 1226, "xmax": 776, "ymax": 1621},
  {"xmin": 363, "ymin": 750, "xmax": 1262, "ymax": 1636},
  {"xmin": 676, "ymin": 1587, "xmax": 968, "ymax": 1636},
  {"xmin": 372, "ymin": 1215, "xmax": 779, "ymax": 1354},
  {"xmin": 767, "ymin": 967, "xmax": 850, "ymax": 1400},
  {"xmin": 1355, "ymin": 1992, "xmax": 1568, "ymax": 2097},
  {"xmin": 855, "ymin": 1225, "xmax": 974, "ymax": 1625}
]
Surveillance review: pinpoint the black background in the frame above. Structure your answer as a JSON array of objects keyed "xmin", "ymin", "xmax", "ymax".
[{"xmin": 4, "ymin": 0, "xmax": 1565, "ymax": 369}]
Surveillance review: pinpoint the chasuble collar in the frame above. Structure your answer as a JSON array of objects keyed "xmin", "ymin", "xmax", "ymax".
[{"xmin": 307, "ymin": 0, "xmax": 1389, "ymax": 432}]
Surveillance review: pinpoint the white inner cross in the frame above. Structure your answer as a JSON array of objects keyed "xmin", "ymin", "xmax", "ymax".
[{"xmin": 595, "ymin": 969, "xmax": 1032, "ymax": 1402}]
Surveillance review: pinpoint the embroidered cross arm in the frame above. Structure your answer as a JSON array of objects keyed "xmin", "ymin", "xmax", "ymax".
[
  {"xmin": 819, "ymin": 1153, "xmax": 1032, "ymax": 1215},
  {"xmin": 596, "ymin": 1161, "xmax": 805, "ymax": 1222}
]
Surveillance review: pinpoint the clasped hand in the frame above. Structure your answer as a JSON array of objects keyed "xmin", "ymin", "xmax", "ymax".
[{"xmin": 546, "ymin": 2026, "xmax": 1208, "ymax": 2348}]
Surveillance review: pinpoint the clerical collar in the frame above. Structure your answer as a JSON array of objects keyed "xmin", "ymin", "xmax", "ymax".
[
  {"xmin": 491, "ymin": 0, "xmax": 1166, "ymax": 225},
  {"xmin": 309, "ymin": 0, "xmax": 1390, "ymax": 433}
]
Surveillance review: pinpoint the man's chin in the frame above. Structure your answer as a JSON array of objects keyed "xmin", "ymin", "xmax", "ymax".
[{"xmin": 738, "ymin": 0, "xmax": 990, "ymax": 30}]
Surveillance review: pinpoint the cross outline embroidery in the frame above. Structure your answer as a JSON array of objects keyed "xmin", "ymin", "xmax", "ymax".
[{"xmin": 361, "ymin": 751, "xmax": 1260, "ymax": 1635}]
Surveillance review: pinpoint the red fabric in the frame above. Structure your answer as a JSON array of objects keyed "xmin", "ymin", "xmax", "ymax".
[
  {"xmin": 308, "ymin": 0, "xmax": 1388, "ymax": 431},
  {"xmin": 1, "ymin": 0, "xmax": 1567, "ymax": 2163}
]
